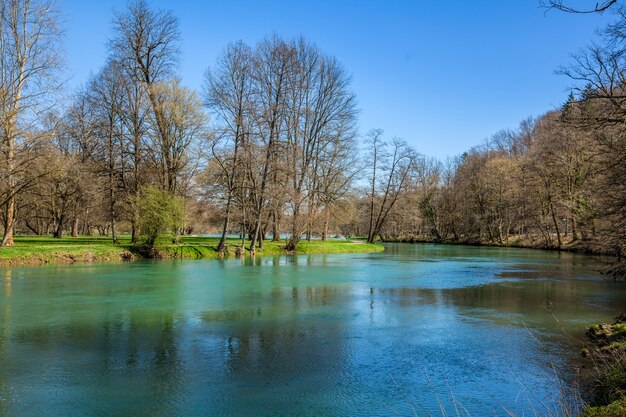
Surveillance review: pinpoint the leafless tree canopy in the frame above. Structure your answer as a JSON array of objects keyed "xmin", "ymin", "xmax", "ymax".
[
  {"xmin": 541, "ymin": 0, "xmax": 618, "ymax": 13},
  {"xmin": 0, "ymin": 0, "xmax": 62, "ymax": 246},
  {"xmin": 202, "ymin": 36, "xmax": 358, "ymax": 253}
]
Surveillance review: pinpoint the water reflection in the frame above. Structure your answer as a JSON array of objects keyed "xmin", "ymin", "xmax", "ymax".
[
  {"xmin": 0, "ymin": 245, "xmax": 624, "ymax": 416},
  {"xmin": 3, "ymin": 270, "xmax": 10, "ymax": 297}
]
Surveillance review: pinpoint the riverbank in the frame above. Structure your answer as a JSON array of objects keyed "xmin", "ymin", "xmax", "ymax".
[
  {"xmin": 580, "ymin": 315, "xmax": 626, "ymax": 416},
  {"xmin": 3, "ymin": 240, "xmax": 615, "ymax": 415},
  {"xmin": 383, "ymin": 235, "xmax": 605, "ymax": 253},
  {"xmin": 0, "ymin": 236, "xmax": 384, "ymax": 266},
  {"xmin": 382, "ymin": 236, "xmax": 626, "ymax": 279}
]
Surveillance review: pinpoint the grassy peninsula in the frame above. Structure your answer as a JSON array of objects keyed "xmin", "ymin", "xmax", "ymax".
[{"xmin": 0, "ymin": 236, "xmax": 384, "ymax": 266}]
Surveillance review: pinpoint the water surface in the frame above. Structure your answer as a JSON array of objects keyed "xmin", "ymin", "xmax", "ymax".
[{"xmin": 1, "ymin": 243, "xmax": 625, "ymax": 416}]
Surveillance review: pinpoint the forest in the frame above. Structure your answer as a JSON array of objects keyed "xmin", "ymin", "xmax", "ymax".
[{"xmin": 1, "ymin": 0, "xmax": 626, "ymax": 261}]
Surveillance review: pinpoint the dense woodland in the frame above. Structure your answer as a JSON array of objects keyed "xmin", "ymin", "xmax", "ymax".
[{"xmin": 1, "ymin": 0, "xmax": 626, "ymax": 256}]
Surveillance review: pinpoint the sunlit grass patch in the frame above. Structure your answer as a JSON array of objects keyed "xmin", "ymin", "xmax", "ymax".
[{"xmin": 0, "ymin": 235, "xmax": 384, "ymax": 265}]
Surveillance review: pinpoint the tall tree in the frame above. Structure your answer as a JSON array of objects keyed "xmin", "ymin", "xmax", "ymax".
[
  {"xmin": 118, "ymin": 65, "xmax": 150, "ymax": 242},
  {"xmin": 366, "ymin": 138, "xmax": 416, "ymax": 243},
  {"xmin": 0, "ymin": 0, "xmax": 62, "ymax": 246},
  {"xmin": 150, "ymin": 79, "xmax": 206, "ymax": 194},
  {"xmin": 365, "ymin": 129, "xmax": 385, "ymax": 243},
  {"xmin": 111, "ymin": 0, "xmax": 180, "ymax": 192},
  {"xmin": 248, "ymin": 37, "xmax": 292, "ymax": 254},
  {"xmin": 283, "ymin": 38, "xmax": 357, "ymax": 251},
  {"xmin": 204, "ymin": 41, "xmax": 254, "ymax": 253},
  {"xmin": 86, "ymin": 60, "xmax": 125, "ymax": 244},
  {"xmin": 559, "ymin": 10, "xmax": 626, "ymax": 254}
]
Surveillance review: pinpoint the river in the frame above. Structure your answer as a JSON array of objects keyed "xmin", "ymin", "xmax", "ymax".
[{"xmin": 1, "ymin": 243, "xmax": 625, "ymax": 416}]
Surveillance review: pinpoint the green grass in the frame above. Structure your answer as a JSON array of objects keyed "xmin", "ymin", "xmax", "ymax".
[
  {"xmin": 158, "ymin": 236, "xmax": 384, "ymax": 258},
  {"xmin": 583, "ymin": 315, "xmax": 626, "ymax": 412},
  {"xmin": 0, "ymin": 236, "xmax": 133, "ymax": 265},
  {"xmin": 0, "ymin": 235, "xmax": 384, "ymax": 265},
  {"xmin": 582, "ymin": 397, "xmax": 626, "ymax": 417}
]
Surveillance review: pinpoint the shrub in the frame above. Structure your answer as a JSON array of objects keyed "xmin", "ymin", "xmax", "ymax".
[{"xmin": 133, "ymin": 186, "xmax": 185, "ymax": 248}]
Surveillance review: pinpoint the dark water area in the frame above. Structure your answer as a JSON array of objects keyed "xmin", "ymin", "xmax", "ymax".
[{"xmin": 0, "ymin": 243, "xmax": 624, "ymax": 416}]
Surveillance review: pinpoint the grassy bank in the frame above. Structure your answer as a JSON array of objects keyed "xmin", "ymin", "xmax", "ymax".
[
  {"xmin": 0, "ymin": 235, "xmax": 384, "ymax": 266},
  {"xmin": 580, "ymin": 315, "xmax": 626, "ymax": 416},
  {"xmin": 382, "ymin": 235, "xmax": 606, "ymax": 253}
]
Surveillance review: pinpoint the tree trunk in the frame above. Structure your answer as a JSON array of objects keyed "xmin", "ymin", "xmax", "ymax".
[
  {"xmin": 2, "ymin": 196, "xmax": 15, "ymax": 246},
  {"xmin": 571, "ymin": 217, "xmax": 579, "ymax": 242},
  {"xmin": 549, "ymin": 200, "xmax": 562, "ymax": 247},
  {"xmin": 71, "ymin": 217, "xmax": 79, "ymax": 238},
  {"xmin": 272, "ymin": 210, "xmax": 280, "ymax": 242},
  {"xmin": 217, "ymin": 198, "xmax": 232, "ymax": 253},
  {"xmin": 322, "ymin": 210, "xmax": 330, "ymax": 241},
  {"xmin": 108, "ymin": 119, "xmax": 118, "ymax": 244},
  {"xmin": 249, "ymin": 217, "xmax": 262, "ymax": 256},
  {"xmin": 249, "ymin": 129, "xmax": 275, "ymax": 254},
  {"xmin": 367, "ymin": 144, "xmax": 378, "ymax": 244},
  {"xmin": 286, "ymin": 186, "xmax": 303, "ymax": 250},
  {"xmin": 53, "ymin": 222, "xmax": 63, "ymax": 238},
  {"xmin": 2, "ymin": 137, "xmax": 16, "ymax": 247},
  {"xmin": 286, "ymin": 203, "xmax": 301, "ymax": 251}
]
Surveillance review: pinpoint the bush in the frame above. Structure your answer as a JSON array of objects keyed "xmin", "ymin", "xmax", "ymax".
[{"xmin": 133, "ymin": 186, "xmax": 185, "ymax": 248}]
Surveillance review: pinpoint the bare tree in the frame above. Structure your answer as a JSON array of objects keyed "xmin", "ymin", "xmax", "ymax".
[
  {"xmin": 150, "ymin": 79, "xmax": 206, "ymax": 194},
  {"xmin": 247, "ymin": 36, "xmax": 292, "ymax": 254},
  {"xmin": 86, "ymin": 60, "xmax": 125, "ymax": 243},
  {"xmin": 0, "ymin": 0, "xmax": 62, "ymax": 246},
  {"xmin": 367, "ymin": 138, "xmax": 416, "ymax": 243},
  {"xmin": 557, "ymin": 12, "xmax": 626, "ymax": 255},
  {"xmin": 365, "ymin": 129, "xmax": 385, "ymax": 243},
  {"xmin": 283, "ymin": 38, "xmax": 357, "ymax": 251},
  {"xmin": 312, "ymin": 123, "xmax": 359, "ymax": 241},
  {"xmin": 118, "ymin": 66, "xmax": 150, "ymax": 242},
  {"xmin": 111, "ymin": 0, "xmax": 181, "ymax": 193},
  {"xmin": 540, "ymin": 0, "xmax": 618, "ymax": 13},
  {"xmin": 204, "ymin": 41, "xmax": 253, "ymax": 253}
]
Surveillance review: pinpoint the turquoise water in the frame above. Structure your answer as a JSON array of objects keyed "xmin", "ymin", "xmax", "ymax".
[{"xmin": 0, "ymin": 243, "xmax": 625, "ymax": 416}]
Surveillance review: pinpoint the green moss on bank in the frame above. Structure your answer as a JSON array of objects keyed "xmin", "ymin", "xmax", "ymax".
[
  {"xmin": 0, "ymin": 235, "xmax": 384, "ymax": 266},
  {"xmin": 582, "ymin": 397, "xmax": 626, "ymax": 417},
  {"xmin": 582, "ymin": 315, "xmax": 626, "ymax": 415}
]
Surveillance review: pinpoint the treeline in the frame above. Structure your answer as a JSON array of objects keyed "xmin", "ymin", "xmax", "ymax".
[
  {"xmin": 350, "ymin": 11, "xmax": 626, "ymax": 256},
  {"xmin": 352, "ymin": 112, "xmax": 614, "ymax": 252},
  {"xmin": 0, "ymin": 0, "xmax": 359, "ymax": 253},
  {"xmin": 2, "ymin": 0, "xmax": 626, "ymax": 257},
  {"xmin": 0, "ymin": 0, "xmax": 206, "ymax": 246}
]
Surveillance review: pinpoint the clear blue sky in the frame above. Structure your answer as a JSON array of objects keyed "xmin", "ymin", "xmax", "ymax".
[{"xmin": 60, "ymin": 0, "xmax": 612, "ymax": 159}]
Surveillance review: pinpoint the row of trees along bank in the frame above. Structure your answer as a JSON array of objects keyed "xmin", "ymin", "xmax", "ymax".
[
  {"xmin": 1, "ymin": 0, "xmax": 626, "ymax": 261},
  {"xmin": 352, "ymin": 11, "xmax": 626, "ymax": 259}
]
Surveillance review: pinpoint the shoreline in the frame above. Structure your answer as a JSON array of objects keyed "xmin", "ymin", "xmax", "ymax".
[
  {"xmin": 382, "ymin": 236, "xmax": 610, "ymax": 255},
  {"xmin": 0, "ymin": 236, "xmax": 385, "ymax": 267},
  {"xmin": 382, "ymin": 237, "xmax": 625, "ymax": 279},
  {"xmin": 580, "ymin": 314, "xmax": 626, "ymax": 416},
  {"xmin": 3, "ymin": 235, "xmax": 619, "ymax": 270},
  {"xmin": 382, "ymin": 236, "xmax": 621, "ymax": 257}
]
